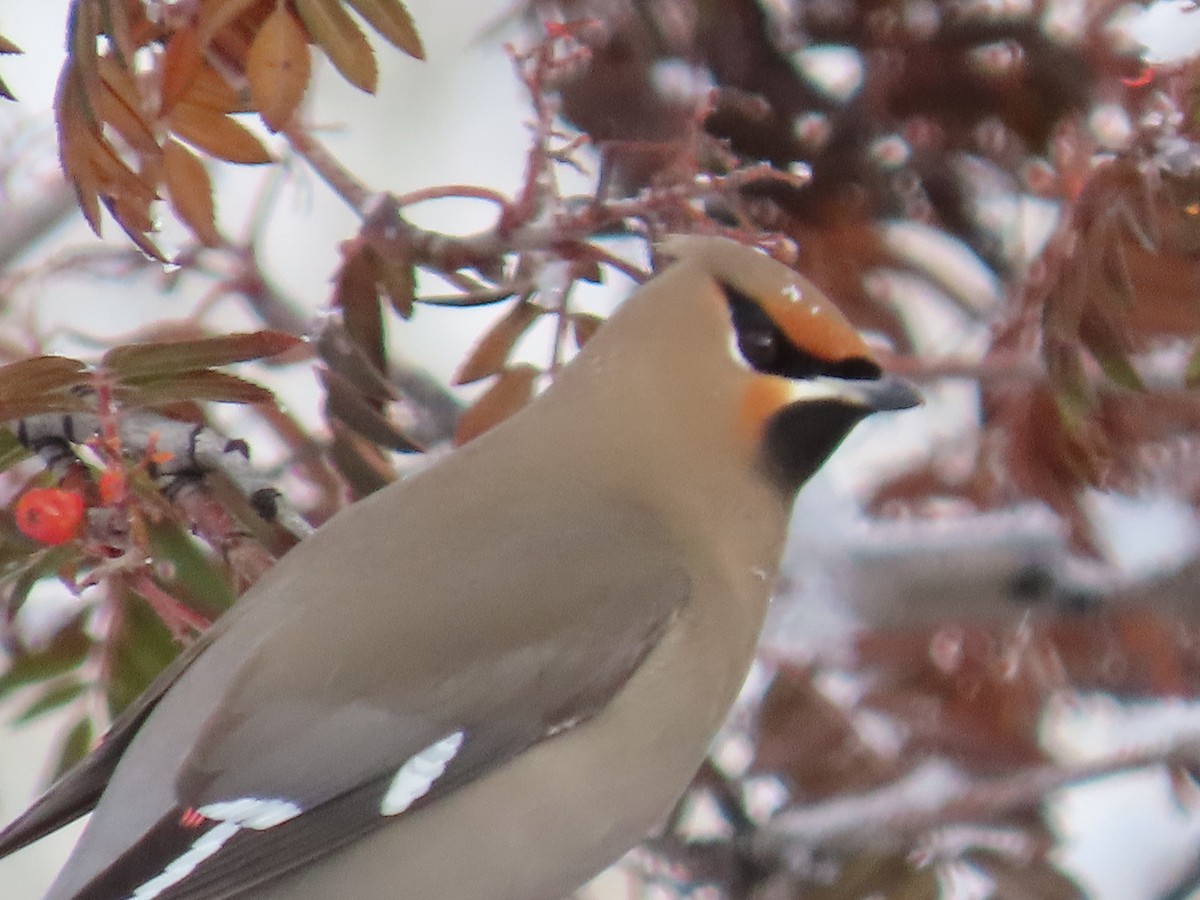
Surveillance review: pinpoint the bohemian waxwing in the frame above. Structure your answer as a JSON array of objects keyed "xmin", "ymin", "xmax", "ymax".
[{"xmin": 0, "ymin": 235, "xmax": 918, "ymax": 900}]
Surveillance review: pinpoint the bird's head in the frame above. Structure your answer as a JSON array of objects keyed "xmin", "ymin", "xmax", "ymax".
[
  {"xmin": 565, "ymin": 236, "xmax": 920, "ymax": 498},
  {"xmin": 671, "ymin": 235, "xmax": 919, "ymax": 492}
]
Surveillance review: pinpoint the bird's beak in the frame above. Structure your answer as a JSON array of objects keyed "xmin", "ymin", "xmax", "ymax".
[
  {"xmin": 849, "ymin": 374, "xmax": 923, "ymax": 413},
  {"xmin": 776, "ymin": 373, "xmax": 922, "ymax": 413}
]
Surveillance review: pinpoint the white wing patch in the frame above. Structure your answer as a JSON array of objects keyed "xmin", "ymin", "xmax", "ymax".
[
  {"xmin": 124, "ymin": 731, "xmax": 464, "ymax": 900},
  {"xmin": 127, "ymin": 822, "xmax": 239, "ymax": 900},
  {"xmin": 380, "ymin": 731, "xmax": 465, "ymax": 816},
  {"xmin": 125, "ymin": 798, "xmax": 302, "ymax": 900},
  {"xmin": 197, "ymin": 797, "xmax": 303, "ymax": 830}
]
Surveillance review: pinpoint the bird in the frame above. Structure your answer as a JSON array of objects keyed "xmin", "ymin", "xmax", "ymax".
[{"xmin": 0, "ymin": 235, "xmax": 919, "ymax": 900}]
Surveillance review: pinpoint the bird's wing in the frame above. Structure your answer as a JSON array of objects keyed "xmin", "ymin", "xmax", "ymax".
[
  {"xmin": 0, "ymin": 610, "xmax": 237, "ymax": 858},
  {"xmin": 70, "ymin": 490, "xmax": 690, "ymax": 900}
]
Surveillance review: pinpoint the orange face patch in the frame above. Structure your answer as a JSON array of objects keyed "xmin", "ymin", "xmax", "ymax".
[
  {"xmin": 757, "ymin": 280, "xmax": 871, "ymax": 366},
  {"xmin": 738, "ymin": 377, "xmax": 793, "ymax": 444}
]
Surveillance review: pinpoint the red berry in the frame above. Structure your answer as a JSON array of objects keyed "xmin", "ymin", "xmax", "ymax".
[
  {"xmin": 15, "ymin": 488, "xmax": 85, "ymax": 545},
  {"xmin": 99, "ymin": 467, "xmax": 127, "ymax": 505}
]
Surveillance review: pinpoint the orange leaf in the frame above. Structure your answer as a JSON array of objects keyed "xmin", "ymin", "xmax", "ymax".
[
  {"xmin": 179, "ymin": 61, "xmax": 248, "ymax": 114},
  {"xmin": 96, "ymin": 82, "xmax": 158, "ymax": 157},
  {"xmin": 294, "ymin": 0, "xmax": 378, "ymax": 94},
  {"xmin": 453, "ymin": 365, "xmax": 539, "ymax": 445},
  {"xmin": 169, "ymin": 101, "xmax": 272, "ymax": 164},
  {"xmin": 65, "ymin": 0, "xmax": 101, "ymax": 109},
  {"xmin": 96, "ymin": 57, "xmax": 157, "ymax": 154},
  {"xmin": 453, "ymin": 300, "xmax": 542, "ymax": 386},
  {"xmin": 344, "ymin": 0, "xmax": 424, "ymax": 59},
  {"xmin": 160, "ymin": 29, "xmax": 205, "ymax": 117},
  {"xmin": 163, "ymin": 140, "xmax": 221, "ymax": 246},
  {"xmin": 198, "ymin": 0, "xmax": 264, "ymax": 46},
  {"xmin": 57, "ymin": 70, "xmax": 103, "ymax": 230},
  {"xmin": 247, "ymin": 5, "xmax": 311, "ymax": 132},
  {"xmin": 57, "ymin": 66, "xmax": 159, "ymax": 240}
]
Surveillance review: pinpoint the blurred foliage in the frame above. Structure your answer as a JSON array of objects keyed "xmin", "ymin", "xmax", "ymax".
[{"xmin": 3, "ymin": 0, "xmax": 1200, "ymax": 896}]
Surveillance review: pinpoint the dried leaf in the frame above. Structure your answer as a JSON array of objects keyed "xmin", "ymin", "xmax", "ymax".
[
  {"xmin": 0, "ymin": 355, "xmax": 89, "ymax": 398},
  {"xmin": 1079, "ymin": 308, "xmax": 1143, "ymax": 391},
  {"xmin": 805, "ymin": 853, "xmax": 938, "ymax": 900},
  {"xmin": 0, "ymin": 33, "xmax": 16, "ymax": 100},
  {"xmin": 169, "ymin": 100, "xmax": 272, "ymax": 165},
  {"xmin": 95, "ymin": 57, "xmax": 157, "ymax": 154},
  {"xmin": 65, "ymin": 0, "xmax": 101, "ymax": 110},
  {"xmin": 247, "ymin": 5, "xmax": 312, "ymax": 131},
  {"xmin": 160, "ymin": 28, "xmax": 206, "ymax": 117},
  {"xmin": 570, "ymin": 312, "xmax": 603, "ymax": 349},
  {"xmin": 100, "ymin": 0, "xmax": 144, "ymax": 65},
  {"xmin": 453, "ymin": 365, "xmax": 539, "ymax": 445},
  {"xmin": 329, "ymin": 423, "xmax": 395, "ymax": 498},
  {"xmin": 453, "ymin": 301, "xmax": 543, "ymax": 385},
  {"xmin": 334, "ymin": 244, "xmax": 386, "ymax": 375},
  {"xmin": 56, "ymin": 62, "xmax": 160, "ymax": 242},
  {"xmin": 104, "ymin": 331, "xmax": 300, "ymax": 377},
  {"xmin": 371, "ymin": 245, "xmax": 416, "ymax": 318},
  {"xmin": 344, "ymin": 0, "xmax": 424, "ymax": 59},
  {"xmin": 319, "ymin": 367, "xmax": 422, "ymax": 452},
  {"xmin": 0, "ymin": 397, "xmax": 93, "ymax": 423},
  {"xmin": 180, "ymin": 60, "xmax": 247, "ymax": 114},
  {"xmin": 754, "ymin": 667, "xmax": 900, "ymax": 799},
  {"xmin": 314, "ymin": 318, "xmax": 396, "ymax": 401},
  {"xmin": 295, "ymin": 0, "xmax": 378, "ymax": 93},
  {"xmin": 56, "ymin": 68, "xmax": 103, "ymax": 230},
  {"xmin": 198, "ymin": 0, "xmax": 265, "ymax": 46},
  {"xmin": 967, "ymin": 850, "xmax": 1084, "ymax": 900},
  {"xmin": 163, "ymin": 139, "xmax": 222, "ymax": 246}
]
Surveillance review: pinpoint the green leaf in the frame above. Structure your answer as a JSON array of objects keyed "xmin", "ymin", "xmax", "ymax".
[
  {"xmin": 104, "ymin": 585, "xmax": 181, "ymax": 717},
  {"xmin": 146, "ymin": 519, "xmax": 235, "ymax": 619},
  {"xmin": 114, "ymin": 370, "xmax": 276, "ymax": 407},
  {"xmin": 13, "ymin": 677, "xmax": 86, "ymax": 723},
  {"xmin": 1080, "ymin": 310, "xmax": 1143, "ymax": 392},
  {"xmin": 51, "ymin": 715, "xmax": 95, "ymax": 780},
  {"xmin": 102, "ymin": 331, "xmax": 301, "ymax": 378},
  {"xmin": 0, "ymin": 429, "xmax": 32, "ymax": 472},
  {"xmin": 0, "ymin": 543, "xmax": 83, "ymax": 622},
  {"xmin": 0, "ymin": 620, "xmax": 92, "ymax": 700},
  {"xmin": 1186, "ymin": 342, "xmax": 1200, "ymax": 388}
]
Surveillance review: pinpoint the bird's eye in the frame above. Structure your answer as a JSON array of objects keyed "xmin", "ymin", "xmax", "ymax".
[
  {"xmin": 721, "ymin": 282, "xmax": 882, "ymax": 380},
  {"xmin": 740, "ymin": 327, "xmax": 780, "ymax": 370}
]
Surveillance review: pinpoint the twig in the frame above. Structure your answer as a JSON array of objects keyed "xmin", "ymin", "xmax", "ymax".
[{"xmin": 752, "ymin": 739, "xmax": 1200, "ymax": 864}]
